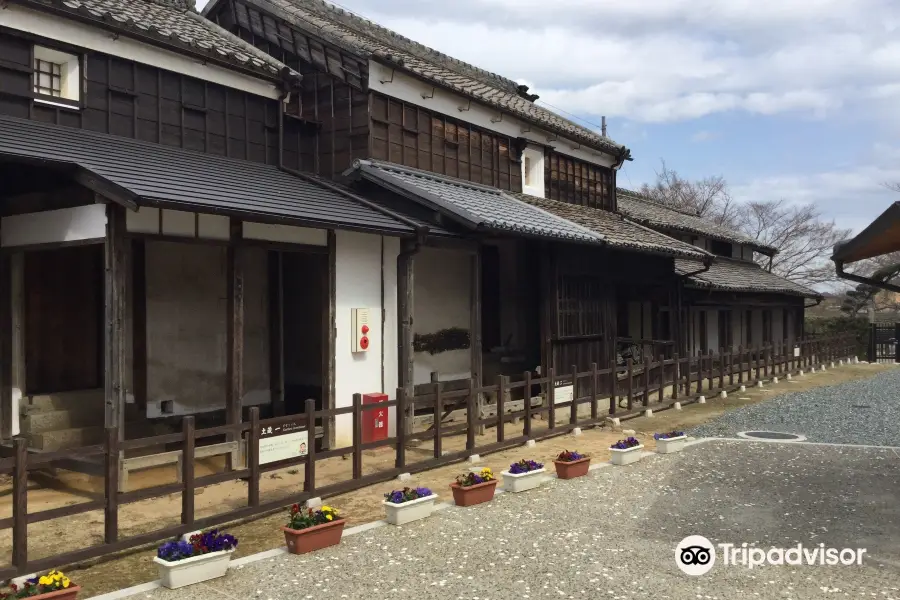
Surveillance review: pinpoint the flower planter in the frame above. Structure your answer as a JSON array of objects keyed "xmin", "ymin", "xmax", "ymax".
[
  {"xmin": 655, "ymin": 435, "xmax": 687, "ymax": 454},
  {"xmin": 383, "ymin": 493, "xmax": 439, "ymax": 525},
  {"xmin": 554, "ymin": 456, "xmax": 591, "ymax": 479},
  {"xmin": 501, "ymin": 467, "xmax": 546, "ymax": 493},
  {"xmin": 450, "ymin": 479, "xmax": 498, "ymax": 506},
  {"xmin": 154, "ymin": 549, "xmax": 234, "ymax": 589},
  {"xmin": 609, "ymin": 444, "xmax": 644, "ymax": 466},
  {"xmin": 23, "ymin": 587, "xmax": 81, "ymax": 600},
  {"xmin": 282, "ymin": 518, "xmax": 345, "ymax": 554}
]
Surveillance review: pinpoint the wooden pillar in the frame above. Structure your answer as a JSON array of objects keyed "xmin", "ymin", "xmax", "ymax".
[
  {"xmin": 397, "ymin": 238, "xmax": 416, "ymax": 435},
  {"xmin": 470, "ymin": 245, "xmax": 483, "ymax": 435},
  {"xmin": 132, "ymin": 241, "xmax": 147, "ymax": 411},
  {"xmin": 324, "ymin": 230, "xmax": 336, "ymax": 449},
  {"xmin": 268, "ymin": 251, "xmax": 285, "ymax": 418},
  {"xmin": 226, "ymin": 219, "xmax": 244, "ymax": 470},
  {"xmin": 104, "ymin": 203, "xmax": 129, "ymax": 436},
  {"xmin": 0, "ymin": 251, "xmax": 11, "ymax": 442}
]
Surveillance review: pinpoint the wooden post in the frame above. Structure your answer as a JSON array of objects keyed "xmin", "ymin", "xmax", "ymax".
[
  {"xmin": 658, "ymin": 355, "xmax": 665, "ymax": 404},
  {"xmin": 398, "ymin": 239, "xmax": 416, "ymax": 436},
  {"xmin": 433, "ymin": 382, "xmax": 443, "ymax": 458},
  {"xmin": 608, "ymin": 359, "xmax": 617, "ymax": 415},
  {"xmin": 626, "ymin": 359, "xmax": 633, "ymax": 411},
  {"xmin": 466, "ymin": 379, "xmax": 477, "ymax": 450},
  {"xmin": 226, "ymin": 220, "xmax": 245, "ymax": 471},
  {"xmin": 707, "ymin": 349, "xmax": 714, "ymax": 389},
  {"xmin": 523, "ymin": 371, "xmax": 533, "ymax": 437},
  {"xmin": 105, "ymin": 204, "xmax": 129, "ymax": 437},
  {"xmin": 248, "ymin": 408, "xmax": 259, "ymax": 507},
  {"xmin": 737, "ymin": 347, "xmax": 744, "ymax": 384},
  {"xmin": 642, "ymin": 357, "xmax": 650, "ymax": 407},
  {"xmin": 352, "ymin": 394, "xmax": 363, "ymax": 479},
  {"xmin": 497, "ymin": 375, "xmax": 507, "ymax": 442},
  {"xmin": 672, "ymin": 354, "xmax": 680, "ymax": 400},
  {"xmin": 0, "ymin": 253, "xmax": 11, "ymax": 442},
  {"xmin": 12, "ymin": 437, "xmax": 27, "ymax": 568},
  {"xmin": 686, "ymin": 355, "xmax": 693, "ymax": 395},
  {"xmin": 324, "ymin": 231, "xmax": 337, "ymax": 449},
  {"xmin": 546, "ymin": 367, "xmax": 556, "ymax": 429},
  {"xmin": 470, "ymin": 246, "xmax": 484, "ymax": 435},
  {"xmin": 304, "ymin": 398, "xmax": 316, "ymax": 494},
  {"xmin": 755, "ymin": 347, "xmax": 762, "ymax": 380},
  {"xmin": 729, "ymin": 350, "xmax": 735, "ymax": 386},
  {"xmin": 570, "ymin": 365, "xmax": 578, "ymax": 424},
  {"xmin": 268, "ymin": 252, "xmax": 285, "ymax": 417},
  {"xmin": 104, "ymin": 427, "xmax": 119, "ymax": 543},
  {"xmin": 719, "ymin": 348, "xmax": 725, "ymax": 389},
  {"xmin": 590, "ymin": 363, "xmax": 599, "ymax": 420},
  {"xmin": 181, "ymin": 416, "xmax": 195, "ymax": 524}
]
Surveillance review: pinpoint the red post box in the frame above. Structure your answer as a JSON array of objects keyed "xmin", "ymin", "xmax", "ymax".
[{"xmin": 362, "ymin": 392, "xmax": 389, "ymax": 444}]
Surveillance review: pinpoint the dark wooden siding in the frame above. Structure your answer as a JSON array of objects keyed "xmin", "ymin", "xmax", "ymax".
[
  {"xmin": 545, "ymin": 151, "xmax": 615, "ymax": 211},
  {"xmin": 0, "ymin": 31, "xmax": 282, "ymax": 166},
  {"xmin": 369, "ymin": 92, "xmax": 522, "ymax": 192},
  {"xmin": 207, "ymin": 0, "xmax": 370, "ymax": 179}
]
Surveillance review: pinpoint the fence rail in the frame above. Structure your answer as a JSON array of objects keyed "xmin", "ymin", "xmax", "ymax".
[{"xmin": 0, "ymin": 335, "xmax": 856, "ymax": 579}]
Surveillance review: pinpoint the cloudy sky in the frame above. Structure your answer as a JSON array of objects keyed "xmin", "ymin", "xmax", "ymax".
[{"xmin": 200, "ymin": 0, "xmax": 900, "ymax": 233}]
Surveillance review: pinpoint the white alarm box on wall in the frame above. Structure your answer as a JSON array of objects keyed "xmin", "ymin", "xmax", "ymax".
[{"xmin": 351, "ymin": 308, "xmax": 371, "ymax": 353}]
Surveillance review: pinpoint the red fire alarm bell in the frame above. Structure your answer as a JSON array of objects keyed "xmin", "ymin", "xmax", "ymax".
[
  {"xmin": 351, "ymin": 308, "xmax": 371, "ymax": 353},
  {"xmin": 362, "ymin": 392, "xmax": 388, "ymax": 443}
]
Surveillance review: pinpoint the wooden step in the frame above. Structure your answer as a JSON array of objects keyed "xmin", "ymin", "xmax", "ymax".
[
  {"xmin": 20, "ymin": 408, "xmax": 104, "ymax": 434},
  {"xmin": 28, "ymin": 425, "xmax": 105, "ymax": 451},
  {"xmin": 24, "ymin": 389, "xmax": 104, "ymax": 412}
]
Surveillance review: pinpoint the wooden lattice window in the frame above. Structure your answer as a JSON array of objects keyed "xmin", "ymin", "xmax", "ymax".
[{"xmin": 34, "ymin": 59, "xmax": 62, "ymax": 97}]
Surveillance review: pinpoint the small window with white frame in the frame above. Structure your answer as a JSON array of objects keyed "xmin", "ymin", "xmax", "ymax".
[{"xmin": 32, "ymin": 45, "xmax": 81, "ymax": 106}]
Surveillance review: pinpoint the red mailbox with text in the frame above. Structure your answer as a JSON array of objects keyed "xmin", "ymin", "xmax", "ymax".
[{"xmin": 362, "ymin": 392, "xmax": 389, "ymax": 444}]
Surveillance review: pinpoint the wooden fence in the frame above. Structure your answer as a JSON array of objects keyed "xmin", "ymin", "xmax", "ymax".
[{"xmin": 0, "ymin": 335, "xmax": 855, "ymax": 579}]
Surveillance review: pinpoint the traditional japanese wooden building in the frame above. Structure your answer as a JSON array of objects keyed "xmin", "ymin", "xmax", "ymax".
[{"xmin": 617, "ymin": 189, "xmax": 822, "ymax": 356}]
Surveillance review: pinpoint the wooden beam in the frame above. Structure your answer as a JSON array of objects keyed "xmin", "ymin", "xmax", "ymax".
[
  {"xmin": 324, "ymin": 230, "xmax": 336, "ymax": 449},
  {"xmin": 470, "ymin": 245, "xmax": 484, "ymax": 435},
  {"xmin": 398, "ymin": 238, "xmax": 416, "ymax": 435},
  {"xmin": 0, "ymin": 249, "xmax": 11, "ymax": 442},
  {"xmin": 268, "ymin": 251, "xmax": 285, "ymax": 417},
  {"xmin": 104, "ymin": 203, "xmax": 129, "ymax": 435},
  {"xmin": 226, "ymin": 219, "xmax": 245, "ymax": 470}
]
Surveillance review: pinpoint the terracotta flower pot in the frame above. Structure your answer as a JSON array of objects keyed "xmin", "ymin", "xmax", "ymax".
[
  {"xmin": 282, "ymin": 519, "xmax": 345, "ymax": 554},
  {"xmin": 554, "ymin": 456, "xmax": 591, "ymax": 479},
  {"xmin": 450, "ymin": 479, "xmax": 498, "ymax": 506},
  {"xmin": 28, "ymin": 586, "xmax": 81, "ymax": 600}
]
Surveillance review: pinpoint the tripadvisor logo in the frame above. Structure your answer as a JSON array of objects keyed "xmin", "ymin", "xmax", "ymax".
[{"xmin": 676, "ymin": 536, "xmax": 867, "ymax": 575}]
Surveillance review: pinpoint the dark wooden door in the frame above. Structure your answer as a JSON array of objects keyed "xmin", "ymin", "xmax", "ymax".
[{"xmin": 24, "ymin": 244, "xmax": 104, "ymax": 394}]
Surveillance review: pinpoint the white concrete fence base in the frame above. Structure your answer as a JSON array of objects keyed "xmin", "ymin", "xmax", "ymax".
[
  {"xmin": 773, "ymin": 377, "xmax": 779, "ymax": 384},
  {"xmin": 396, "ymin": 473, "xmax": 411, "ymax": 482},
  {"xmin": 739, "ymin": 385, "xmax": 746, "ymax": 392},
  {"xmin": 757, "ymin": 381, "xmax": 764, "ymax": 388},
  {"xmin": 572, "ymin": 427, "xmax": 583, "ymax": 436},
  {"xmin": 525, "ymin": 439, "xmax": 536, "ymax": 448},
  {"xmin": 786, "ymin": 373, "xmax": 792, "ymax": 380},
  {"xmin": 673, "ymin": 402, "xmax": 682, "ymax": 410},
  {"xmin": 719, "ymin": 391, "xmax": 727, "ymax": 399},
  {"xmin": 467, "ymin": 454, "xmax": 481, "ymax": 464},
  {"xmin": 305, "ymin": 497, "xmax": 323, "ymax": 509},
  {"xmin": 698, "ymin": 396, "xmax": 706, "ymax": 404},
  {"xmin": 643, "ymin": 409, "xmax": 653, "ymax": 417}
]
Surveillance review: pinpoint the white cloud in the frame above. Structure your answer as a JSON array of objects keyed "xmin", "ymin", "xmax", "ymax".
[
  {"xmin": 732, "ymin": 147, "xmax": 900, "ymax": 233},
  {"xmin": 690, "ymin": 130, "xmax": 718, "ymax": 143},
  {"xmin": 357, "ymin": 0, "xmax": 899, "ymax": 124}
]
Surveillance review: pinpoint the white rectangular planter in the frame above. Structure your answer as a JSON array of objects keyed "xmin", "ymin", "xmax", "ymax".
[
  {"xmin": 655, "ymin": 435, "xmax": 687, "ymax": 454},
  {"xmin": 154, "ymin": 549, "xmax": 233, "ymax": 589},
  {"xmin": 383, "ymin": 494, "xmax": 438, "ymax": 525},
  {"xmin": 610, "ymin": 444, "xmax": 644, "ymax": 466},
  {"xmin": 501, "ymin": 467, "xmax": 546, "ymax": 493}
]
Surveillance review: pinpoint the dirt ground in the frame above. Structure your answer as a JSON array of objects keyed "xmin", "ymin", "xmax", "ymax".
[{"xmin": 1, "ymin": 361, "xmax": 892, "ymax": 597}]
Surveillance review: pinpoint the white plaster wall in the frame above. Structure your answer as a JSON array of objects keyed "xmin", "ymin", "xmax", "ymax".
[
  {"xmin": 1, "ymin": 204, "xmax": 106, "ymax": 247},
  {"xmin": 145, "ymin": 241, "xmax": 269, "ymax": 418},
  {"xmin": 4, "ymin": 4, "xmax": 280, "ymax": 100},
  {"xmin": 521, "ymin": 145, "xmax": 546, "ymax": 198},
  {"xmin": 412, "ymin": 246, "xmax": 472, "ymax": 384},
  {"xmin": 369, "ymin": 61, "xmax": 616, "ymax": 169},
  {"xmin": 334, "ymin": 231, "xmax": 388, "ymax": 447}
]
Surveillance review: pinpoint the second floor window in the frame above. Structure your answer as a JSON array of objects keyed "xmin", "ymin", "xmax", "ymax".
[{"xmin": 32, "ymin": 46, "xmax": 80, "ymax": 105}]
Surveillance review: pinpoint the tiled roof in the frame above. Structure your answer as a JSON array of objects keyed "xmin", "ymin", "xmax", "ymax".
[
  {"xmin": 676, "ymin": 257, "xmax": 821, "ymax": 298},
  {"xmin": 229, "ymin": 0, "xmax": 628, "ymax": 158},
  {"xmin": 617, "ymin": 188, "xmax": 778, "ymax": 255},
  {"xmin": 26, "ymin": 0, "xmax": 292, "ymax": 78},
  {"xmin": 510, "ymin": 193, "xmax": 709, "ymax": 260},
  {"xmin": 352, "ymin": 161, "xmax": 607, "ymax": 244},
  {"xmin": 0, "ymin": 115, "xmax": 424, "ymax": 235}
]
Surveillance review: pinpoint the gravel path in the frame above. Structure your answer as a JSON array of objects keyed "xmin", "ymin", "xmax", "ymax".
[
  {"xmin": 135, "ymin": 440, "xmax": 900, "ymax": 600},
  {"xmin": 689, "ymin": 367, "xmax": 900, "ymax": 445}
]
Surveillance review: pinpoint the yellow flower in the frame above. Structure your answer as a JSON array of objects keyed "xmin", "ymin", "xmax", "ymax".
[
  {"xmin": 326, "ymin": 514, "xmax": 333, "ymax": 521},
  {"xmin": 39, "ymin": 576, "xmax": 51, "ymax": 585},
  {"xmin": 62, "ymin": 578, "xmax": 70, "ymax": 588},
  {"xmin": 321, "ymin": 505, "xmax": 332, "ymax": 512}
]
